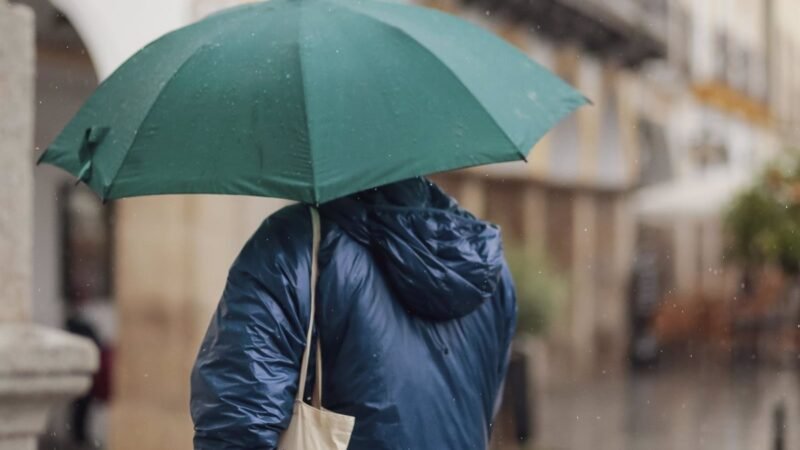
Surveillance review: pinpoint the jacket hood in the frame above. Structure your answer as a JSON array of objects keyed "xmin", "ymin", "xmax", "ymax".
[{"xmin": 320, "ymin": 178, "xmax": 504, "ymax": 320}]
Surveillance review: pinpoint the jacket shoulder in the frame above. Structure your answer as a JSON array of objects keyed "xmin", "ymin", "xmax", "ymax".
[
  {"xmin": 251, "ymin": 203, "xmax": 312, "ymax": 241},
  {"xmin": 228, "ymin": 203, "xmax": 314, "ymax": 293},
  {"xmin": 242, "ymin": 203, "xmax": 312, "ymax": 255}
]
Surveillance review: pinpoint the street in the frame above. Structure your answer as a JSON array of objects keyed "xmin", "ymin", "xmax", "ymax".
[{"xmin": 537, "ymin": 365, "xmax": 800, "ymax": 450}]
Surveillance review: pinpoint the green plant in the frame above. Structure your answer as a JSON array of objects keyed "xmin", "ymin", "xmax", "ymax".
[
  {"xmin": 724, "ymin": 152, "xmax": 800, "ymax": 274},
  {"xmin": 504, "ymin": 244, "xmax": 567, "ymax": 335}
]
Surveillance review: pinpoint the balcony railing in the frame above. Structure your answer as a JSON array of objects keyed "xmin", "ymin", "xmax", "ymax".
[{"xmin": 463, "ymin": 0, "xmax": 667, "ymax": 67}]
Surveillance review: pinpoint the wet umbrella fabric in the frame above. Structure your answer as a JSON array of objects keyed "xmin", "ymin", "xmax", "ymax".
[{"xmin": 39, "ymin": 0, "xmax": 586, "ymax": 203}]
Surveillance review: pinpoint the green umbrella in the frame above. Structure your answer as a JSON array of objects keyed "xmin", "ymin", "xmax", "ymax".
[{"xmin": 39, "ymin": 0, "xmax": 587, "ymax": 203}]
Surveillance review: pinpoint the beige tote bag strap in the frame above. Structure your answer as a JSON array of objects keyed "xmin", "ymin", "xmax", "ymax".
[
  {"xmin": 311, "ymin": 208, "xmax": 323, "ymax": 408},
  {"xmin": 313, "ymin": 331, "xmax": 323, "ymax": 408},
  {"xmin": 296, "ymin": 207, "xmax": 322, "ymax": 404}
]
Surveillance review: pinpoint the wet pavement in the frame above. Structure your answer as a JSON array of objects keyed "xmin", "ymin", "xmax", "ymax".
[{"xmin": 536, "ymin": 365, "xmax": 800, "ymax": 450}]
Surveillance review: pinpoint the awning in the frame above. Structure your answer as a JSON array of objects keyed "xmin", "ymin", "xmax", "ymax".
[{"xmin": 634, "ymin": 169, "xmax": 753, "ymax": 223}]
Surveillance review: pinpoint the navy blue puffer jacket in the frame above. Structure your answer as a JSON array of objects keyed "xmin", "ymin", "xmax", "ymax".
[{"xmin": 191, "ymin": 178, "xmax": 516, "ymax": 449}]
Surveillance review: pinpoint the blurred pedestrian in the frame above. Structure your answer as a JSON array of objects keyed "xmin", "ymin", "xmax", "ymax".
[
  {"xmin": 64, "ymin": 292, "xmax": 114, "ymax": 448},
  {"xmin": 628, "ymin": 244, "xmax": 663, "ymax": 369},
  {"xmin": 65, "ymin": 301, "xmax": 101, "ymax": 446},
  {"xmin": 191, "ymin": 177, "xmax": 516, "ymax": 449}
]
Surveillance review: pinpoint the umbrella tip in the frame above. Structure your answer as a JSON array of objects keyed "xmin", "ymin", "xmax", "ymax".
[
  {"xmin": 101, "ymin": 185, "xmax": 113, "ymax": 204},
  {"xmin": 35, "ymin": 148, "xmax": 50, "ymax": 166}
]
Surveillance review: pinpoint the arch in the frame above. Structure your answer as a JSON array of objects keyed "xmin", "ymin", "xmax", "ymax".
[{"xmin": 48, "ymin": 0, "xmax": 191, "ymax": 78}]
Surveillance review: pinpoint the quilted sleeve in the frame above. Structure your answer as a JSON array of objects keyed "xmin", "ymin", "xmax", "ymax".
[{"xmin": 191, "ymin": 206, "xmax": 313, "ymax": 450}]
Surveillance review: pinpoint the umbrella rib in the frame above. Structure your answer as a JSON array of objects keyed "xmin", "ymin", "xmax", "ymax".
[
  {"xmin": 295, "ymin": 3, "xmax": 319, "ymax": 204},
  {"xmin": 332, "ymin": 2, "xmax": 526, "ymax": 162},
  {"xmin": 103, "ymin": 43, "xmax": 217, "ymax": 200}
]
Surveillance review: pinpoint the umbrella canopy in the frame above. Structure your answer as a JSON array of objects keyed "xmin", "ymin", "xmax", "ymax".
[{"xmin": 39, "ymin": 0, "xmax": 587, "ymax": 203}]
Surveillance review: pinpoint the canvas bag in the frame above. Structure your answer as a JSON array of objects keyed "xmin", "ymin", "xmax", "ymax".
[{"xmin": 278, "ymin": 207, "xmax": 356, "ymax": 450}]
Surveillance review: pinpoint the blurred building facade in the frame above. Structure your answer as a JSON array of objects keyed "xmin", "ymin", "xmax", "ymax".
[
  {"xmin": 426, "ymin": 0, "xmax": 668, "ymax": 379},
  {"xmin": 631, "ymin": 0, "xmax": 800, "ymax": 366},
  {"xmin": 636, "ymin": 0, "xmax": 793, "ymax": 300},
  {"xmin": 427, "ymin": 0, "xmax": 800, "ymax": 381},
  {"xmin": 15, "ymin": 0, "xmax": 800, "ymax": 448}
]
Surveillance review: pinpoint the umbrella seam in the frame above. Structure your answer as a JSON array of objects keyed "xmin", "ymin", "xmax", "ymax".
[
  {"xmin": 332, "ymin": 1, "xmax": 523, "ymax": 160},
  {"xmin": 105, "ymin": 43, "xmax": 218, "ymax": 200},
  {"xmin": 295, "ymin": 2, "xmax": 319, "ymax": 205}
]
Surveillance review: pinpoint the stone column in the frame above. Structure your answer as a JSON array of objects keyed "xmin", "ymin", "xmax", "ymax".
[
  {"xmin": 699, "ymin": 217, "xmax": 723, "ymax": 296},
  {"xmin": 569, "ymin": 192, "xmax": 597, "ymax": 377},
  {"xmin": 521, "ymin": 185, "xmax": 546, "ymax": 254},
  {"xmin": 0, "ymin": 0, "xmax": 34, "ymax": 324},
  {"xmin": 0, "ymin": 2, "xmax": 97, "ymax": 449},
  {"xmin": 673, "ymin": 219, "xmax": 699, "ymax": 295},
  {"xmin": 458, "ymin": 176, "xmax": 487, "ymax": 218}
]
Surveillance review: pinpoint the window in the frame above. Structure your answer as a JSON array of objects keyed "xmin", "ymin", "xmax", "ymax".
[
  {"xmin": 749, "ymin": 54, "xmax": 767, "ymax": 102},
  {"xmin": 637, "ymin": 118, "xmax": 671, "ymax": 186},
  {"xmin": 61, "ymin": 183, "xmax": 113, "ymax": 303},
  {"xmin": 688, "ymin": 132, "xmax": 727, "ymax": 171},
  {"xmin": 714, "ymin": 31, "xmax": 730, "ymax": 83},
  {"xmin": 669, "ymin": 5, "xmax": 692, "ymax": 76},
  {"xmin": 730, "ymin": 46, "xmax": 749, "ymax": 93}
]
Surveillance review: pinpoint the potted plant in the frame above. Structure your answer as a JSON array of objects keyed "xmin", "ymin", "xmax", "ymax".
[{"xmin": 496, "ymin": 243, "xmax": 567, "ymax": 447}]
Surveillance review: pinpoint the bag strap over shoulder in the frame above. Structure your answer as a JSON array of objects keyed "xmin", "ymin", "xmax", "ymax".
[{"xmin": 296, "ymin": 207, "xmax": 323, "ymax": 408}]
